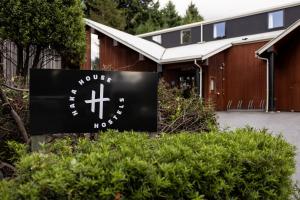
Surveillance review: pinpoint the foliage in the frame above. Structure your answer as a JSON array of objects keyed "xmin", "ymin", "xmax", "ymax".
[
  {"xmin": 161, "ymin": 1, "xmax": 182, "ymax": 29},
  {"xmin": 158, "ymin": 80, "xmax": 217, "ymax": 133},
  {"xmin": 84, "ymin": 0, "xmax": 126, "ymax": 30},
  {"xmin": 182, "ymin": 3, "xmax": 204, "ymax": 25},
  {"xmin": 114, "ymin": 0, "xmax": 159, "ymax": 34},
  {"xmin": 0, "ymin": 0, "xmax": 86, "ymax": 76},
  {"xmin": 0, "ymin": 129, "xmax": 296, "ymax": 199},
  {"xmin": 0, "ymin": 78, "xmax": 29, "ymax": 178},
  {"xmin": 293, "ymin": 182, "xmax": 300, "ymax": 200}
]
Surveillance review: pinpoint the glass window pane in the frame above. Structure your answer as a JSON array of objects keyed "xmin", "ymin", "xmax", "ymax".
[
  {"xmin": 213, "ymin": 22, "xmax": 226, "ymax": 38},
  {"xmin": 268, "ymin": 10, "xmax": 283, "ymax": 29},
  {"xmin": 181, "ymin": 29, "xmax": 191, "ymax": 44}
]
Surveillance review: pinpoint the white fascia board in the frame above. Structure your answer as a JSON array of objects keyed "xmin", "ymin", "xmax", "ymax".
[
  {"xmin": 201, "ymin": 43, "xmax": 233, "ymax": 60},
  {"xmin": 160, "ymin": 55, "xmax": 203, "ymax": 64},
  {"xmin": 256, "ymin": 19, "xmax": 300, "ymax": 55},
  {"xmin": 85, "ymin": 19, "xmax": 163, "ymax": 63}
]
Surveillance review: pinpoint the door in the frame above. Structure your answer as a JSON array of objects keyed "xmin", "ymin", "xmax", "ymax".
[{"xmin": 209, "ymin": 74, "xmax": 225, "ymax": 110}]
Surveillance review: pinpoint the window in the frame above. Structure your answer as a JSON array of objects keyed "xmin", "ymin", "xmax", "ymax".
[
  {"xmin": 91, "ymin": 33, "xmax": 100, "ymax": 70},
  {"xmin": 152, "ymin": 35, "xmax": 162, "ymax": 44},
  {"xmin": 213, "ymin": 22, "xmax": 226, "ymax": 39},
  {"xmin": 181, "ymin": 29, "xmax": 191, "ymax": 44},
  {"xmin": 268, "ymin": 10, "xmax": 284, "ymax": 29}
]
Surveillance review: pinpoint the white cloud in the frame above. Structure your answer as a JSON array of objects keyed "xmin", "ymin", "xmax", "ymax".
[{"xmin": 157, "ymin": 0, "xmax": 300, "ymax": 20}]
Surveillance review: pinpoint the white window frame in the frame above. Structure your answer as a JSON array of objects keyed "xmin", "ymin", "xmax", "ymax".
[
  {"xmin": 268, "ymin": 10, "xmax": 284, "ymax": 29},
  {"xmin": 181, "ymin": 29, "xmax": 192, "ymax": 44},
  {"xmin": 213, "ymin": 22, "xmax": 226, "ymax": 39},
  {"xmin": 152, "ymin": 35, "xmax": 162, "ymax": 44}
]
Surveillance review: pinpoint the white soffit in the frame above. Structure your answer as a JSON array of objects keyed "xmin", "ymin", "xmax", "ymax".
[
  {"xmin": 256, "ymin": 19, "xmax": 300, "ymax": 55},
  {"xmin": 85, "ymin": 19, "xmax": 166, "ymax": 63}
]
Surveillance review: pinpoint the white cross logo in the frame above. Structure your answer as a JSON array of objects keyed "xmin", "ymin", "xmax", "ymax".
[{"xmin": 85, "ymin": 83, "xmax": 110, "ymax": 119}]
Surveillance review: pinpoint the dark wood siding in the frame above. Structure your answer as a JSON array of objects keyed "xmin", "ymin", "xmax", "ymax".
[
  {"xmin": 225, "ymin": 42, "xmax": 267, "ymax": 110},
  {"xmin": 203, "ymin": 42, "xmax": 267, "ymax": 110},
  {"xmin": 275, "ymin": 28, "xmax": 300, "ymax": 111},
  {"xmin": 99, "ymin": 33, "xmax": 157, "ymax": 72}
]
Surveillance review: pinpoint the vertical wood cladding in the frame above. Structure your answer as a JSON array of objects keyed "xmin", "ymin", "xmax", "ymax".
[
  {"xmin": 275, "ymin": 28, "xmax": 300, "ymax": 111},
  {"xmin": 81, "ymin": 27, "xmax": 91, "ymax": 70},
  {"xmin": 98, "ymin": 33, "xmax": 157, "ymax": 72},
  {"xmin": 202, "ymin": 53, "xmax": 226, "ymax": 110},
  {"xmin": 204, "ymin": 42, "xmax": 267, "ymax": 110},
  {"xmin": 225, "ymin": 42, "xmax": 267, "ymax": 110}
]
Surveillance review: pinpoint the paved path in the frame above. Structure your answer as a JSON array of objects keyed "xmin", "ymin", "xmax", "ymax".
[{"xmin": 217, "ymin": 112, "xmax": 300, "ymax": 182}]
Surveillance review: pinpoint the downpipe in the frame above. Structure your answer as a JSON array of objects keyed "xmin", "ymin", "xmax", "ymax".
[
  {"xmin": 256, "ymin": 54, "xmax": 269, "ymax": 112},
  {"xmin": 194, "ymin": 59, "xmax": 203, "ymax": 99}
]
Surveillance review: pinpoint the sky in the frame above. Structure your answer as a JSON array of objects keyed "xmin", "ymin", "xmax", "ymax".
[{"xmin": 158, "ymin": 0, "xmax": 300, "ymax": 20}]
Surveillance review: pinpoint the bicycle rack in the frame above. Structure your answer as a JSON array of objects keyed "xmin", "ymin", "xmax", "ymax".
[
  {"xmin": 227, "ymin": 100, "xmax": 232, "ymax": 110},
  {"xmin": 248, "ymin": 100, "xmax": 254, "ymax": 110},
  {"xmin": 237, "ymin": 100, "xmax": 243, "ymax": 110}
]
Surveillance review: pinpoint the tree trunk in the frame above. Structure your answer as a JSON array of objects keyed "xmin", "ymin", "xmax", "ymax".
[
  {"xmin": 32, "ymin": 47, "xmax": 42, "ymax": 69},
  {"xmin": 0, "ymin": 86, "xmax": 29, "ymax": 144},
  {"xmin": 16, "ymin": 44, "xmax": 24, "ymax": 76},
  {"xmin": 22, "ymin": 46, "xmax": 30, "ymax": 78}
]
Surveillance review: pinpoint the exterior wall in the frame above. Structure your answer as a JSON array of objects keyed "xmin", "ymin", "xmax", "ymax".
[
  {"xmin": 224, "ymin": 42, "xmax": 267, "ymax": 110},
  {"xmin": 98, "ymin": 33, "xmax": 157, "ymax": 72},
  {"xmin": 142, "ymin": 5, "xmax": 300, "ymax": 46},
  {"xmin": 203, "ymin": 41, "xmax": 268, "ymax": 110},
  {"xmin": 274, "ymin": 28, "xmax": 300, "ymax": 111}
]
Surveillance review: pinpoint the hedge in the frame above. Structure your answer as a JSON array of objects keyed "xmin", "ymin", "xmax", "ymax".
[{"xmin": 0, "ymin": 129, "xmax": 296, "ymax": 200}]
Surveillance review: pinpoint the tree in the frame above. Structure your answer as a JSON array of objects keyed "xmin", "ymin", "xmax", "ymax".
[
  {"xmin": 182, "ymin": 3, "xmax": 203, "ymax": 25},
  {"xmin": 0, "ymin": 0, "xmax": 86, "ymax": 77},
  {"xmin": 134, "ymin": 2, "xmax": 164, "ymax": 34},
  {"xmin": 161, "ymin": 1, "xmax": 182, "ymax": 29},
  {"xmin": 84, "ymin": 0, "xmax": 126, "ymax": 31},
  {"xmin": 114, "ymin": 0, "xmax": 158, "ymax": 34}
]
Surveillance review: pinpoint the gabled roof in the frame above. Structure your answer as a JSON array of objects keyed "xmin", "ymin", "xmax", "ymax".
[
  {"xmin": 85, "ymin": 19, "xmax": 165, "ymax": 63},
  {"xmin": 137, "ymin": 1, "xmax": 300, "ymax": 38},
  {"xmin": 161, "ymin": 31, "xmax": 283, "ymax": 64},
  {"xmin": 256, "ymin": 19, "xmax": 300, "ymax": 55},
  {"xmin": 85, "ymin": 19, "xmax": 282, "ymax": 64}
]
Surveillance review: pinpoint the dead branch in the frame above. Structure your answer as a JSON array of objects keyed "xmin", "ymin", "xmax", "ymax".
[
  {"xmin": 0, "ymin": 86, "xmax": 30, "ymax": 144},
  {"xmin": 1, "ymin": 83, "xmax": 29, "ymax": 92},
  {"xmin": 0, "ymin": 161, "xmax": 16, "ymax": 172}
]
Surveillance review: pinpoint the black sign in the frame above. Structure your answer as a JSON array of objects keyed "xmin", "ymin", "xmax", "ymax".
[{"xmin": 30, "ymin": 69, "xmax": 158, "ymax": 135}]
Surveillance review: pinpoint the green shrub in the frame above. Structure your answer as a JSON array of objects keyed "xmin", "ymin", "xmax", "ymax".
[{"xmin": 0, "ymin": 129, "xmax": 296, "ymax": 200}]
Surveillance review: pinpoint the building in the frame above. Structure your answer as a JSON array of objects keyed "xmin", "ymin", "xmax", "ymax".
[{"xmin": 82, "ymin": 2, "xmax": 300, "ymax": 112}]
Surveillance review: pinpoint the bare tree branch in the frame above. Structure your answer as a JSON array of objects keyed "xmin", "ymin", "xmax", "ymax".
[
  {"xmin": 0, "ymin": 86, "xmax": 30, "ymax": 144},
  {"xmin": 0, "ymin": 161, "xmax": 16, "ymax": 172},
  {"xmin": 1, "ymin": 83, "xmax": 29, "ymax": 92}
]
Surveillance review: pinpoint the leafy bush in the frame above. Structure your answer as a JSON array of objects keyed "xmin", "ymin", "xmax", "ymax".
[
  {"xmin": 158, "ymin": 80, "xmax": 217, "ymax": 133},
  {"xmin": 0, "ymin": 129, "xmax": 295, "ymax": 200}
]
